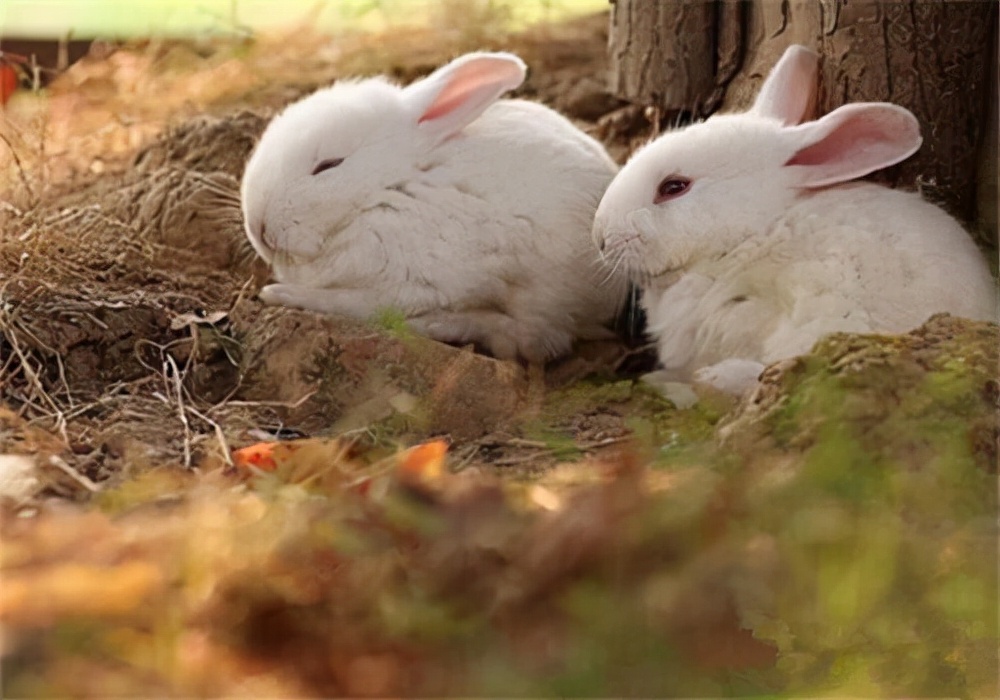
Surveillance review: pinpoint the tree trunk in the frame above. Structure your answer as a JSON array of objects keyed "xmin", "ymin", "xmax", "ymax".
[
  {"xmin": 608, "ymin": 0, "xmax": 998, "ymax": 247},
  {"xmin": 608, "ymin": 0, "xmax": 746, "ymax": 119}
]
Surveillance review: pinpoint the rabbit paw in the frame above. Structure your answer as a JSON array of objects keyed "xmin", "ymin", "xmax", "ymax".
[
  {"xmin": 640, "ymin": 370, "xmax": 700, "ymax": 409},
  {"xmin": 692, "ymin": 359, "xmax": 765, "ymax": 396},
  {"xmin": 259, "ymin": 284, "xmax": 375, "ymax": 318},
  {"xmin": 409, "ymin": 310, "xmax": 566, "ymax": 362}
]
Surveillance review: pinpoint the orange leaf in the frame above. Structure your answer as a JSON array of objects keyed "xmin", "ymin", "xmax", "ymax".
[
  {"xmin": 231, "ymin": 442, "xmax": 278, "ymax": 472},
  {"xmin": 231, "ymin": 438, "xmax": 361, "ymax": 495},
  {"xmin": 396, "ymin": 440, "xmax": 448, "ymax": 481},
  {"xmin": 0, "ymin": 66, "xmax": 17, "ymax": 106}
]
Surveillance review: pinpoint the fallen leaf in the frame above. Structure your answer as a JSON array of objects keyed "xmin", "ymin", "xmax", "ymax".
[
  {"xmin": 231, "ymin": 438, "xmax": 366, "ymax": 496},
  {"xmin": 396, "ymin": 440, "xmax": 448, "ymax": 482},
  {"xmin": 232, "ymin": 441, "xmax": 278, "ymax": 472}
]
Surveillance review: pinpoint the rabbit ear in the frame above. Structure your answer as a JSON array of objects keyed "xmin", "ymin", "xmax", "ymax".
[
  {"xmin": 784, "ymin": 103, "xmax": 922, "ymax": 188},
  {"xmin": 404, "ymin": 52, "xmax": 526, "ymax": 140},
  {"xmin": 751, "ymin": 45, "xmax": 820, "ymax": 126}
]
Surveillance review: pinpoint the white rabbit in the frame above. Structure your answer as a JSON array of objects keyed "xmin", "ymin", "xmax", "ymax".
[
  {"xmin": 594, "ymin": 44, "xmax": 998, "ymax": 395},
  {"xmin": 241, "ymin": 52, "xmax": 627, "ymax": 363}
]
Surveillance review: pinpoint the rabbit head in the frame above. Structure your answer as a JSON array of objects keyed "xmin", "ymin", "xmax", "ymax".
[
  {"xmin": 593, "ymin": 45, "xmax": 923, "ymax": 280},
  {"xmin": 241, "ymin": 52, "xmax": 527, "ymax": 271}
]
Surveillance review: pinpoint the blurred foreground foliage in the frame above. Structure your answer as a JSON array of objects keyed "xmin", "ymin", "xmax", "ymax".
[{"xmin": 2, "ymin": 316, "xmax": 996, "ymax": 698}]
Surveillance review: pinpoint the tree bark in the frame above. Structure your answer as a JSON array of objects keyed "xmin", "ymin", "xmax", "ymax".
[
  {"xmin": 608, "ymin": 0, "xmax": 745, "ymax": 118},
  {"xmin": 608, "ymin": 0, "xmax": 998, "ymax": 246}
]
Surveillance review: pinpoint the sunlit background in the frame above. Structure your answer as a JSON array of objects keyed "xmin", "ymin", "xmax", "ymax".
[{"xmin": 1, "ymin": 0, "xmax": 608, "ymax": 37}]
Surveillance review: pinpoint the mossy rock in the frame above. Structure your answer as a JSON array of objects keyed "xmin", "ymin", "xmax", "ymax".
[
  {"xmin": 714, "ymin": 314, "xmax": 999, "ymax": 696},
  {"xmin": 230, "ymin": 300, "xmax": 530, "ymax": 441},
  {"xmin": 722, "ymin": 314, "xmax": 998, "ymax": 476}
]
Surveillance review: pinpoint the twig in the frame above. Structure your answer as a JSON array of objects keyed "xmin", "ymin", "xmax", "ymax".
[
  {"xmin": 217, "ymin": 388, "xmax": 319, "ymax": 410},
  {"xmin": 232, "ymin": 275, "xmax": 257, "ymax": 308},
  {"xmin": 491, "ymin": 452, "xmax": 556, "ymax": 467},
  {"xmin": 0, "ymin": 200, "xmax": 23, "ymax": 217},
  {"xmin": 502, "ymin": 437, "xmax": 549, "ymax": 449},
  {"xmin": 53, "ymin": 351, "xmax": 74, "ymax": 409},
  {"xmin": 577, "ymin": 436, "xmax": 631, "ymax": 450},
  {"xmin": 0, "ymin": 315, "xmax": 67, "ymax": 437},
  {"xmin": 183, "ymin": 404, "xmax": 233, "ymax": 467},
  {"xmin": 489, "ymin": 436, "xmax": 631, "ymax": 467},
  {"xmin": 47, "ymin": 455, "xmax": 100, "ymax": 493},
  {"xmin": 450, "ymin": 444, "xmax": 481, "ymax": 472},
  {"xmin": 0, "ymin": 131, "xmax": 36, "ymax": 205},
  {"xmin": 164, "ymin": 354, "xmax": 192, "ymax": 468}
]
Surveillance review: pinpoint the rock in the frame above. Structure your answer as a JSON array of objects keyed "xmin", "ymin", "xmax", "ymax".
[
  {"xmin": 708, "ymin": 315, "xmax": 999, "ymax": 692},
  {"xmin": 639, "ymin": 371, "xmax": 699, "ymax": 410},
  {"xmin": 720, "ymin": 314, "xmax": 1000, "ymax": 476},
  {"xmin": 229, "ymin": 301, "xmax": 530, "ymax": 441}
]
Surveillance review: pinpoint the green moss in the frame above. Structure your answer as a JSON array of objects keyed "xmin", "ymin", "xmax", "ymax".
[
  {"xmin": 768, "ymin": 357, "xmax": 833, "ymax": 449},
  {"xmin": 95, "ymin": 468, "xmax": 194, "ymax": 515},
  {"xmin": 522, "ymin": 425, "xmax": 584, "ymax": 461},
  {"xmin": 541, "ymin": 377, "xmax": 637, "ymax": 417},
  {"xmin": 377, "ymin": 589, "xmax": 482, "ymax": 643},
  {"xmin": 922, "ymin": 364, "xmax": 979, "ymax": 408},
  {"xmin": 372, "ymin": 307, "xmax": 413, "ymax": 338},
  {"xmin": 360, "ymin": 407, "xmax": 431, "ymax": 447},
  {"xmin": 536, "ymin": 376, "xmax": 721, "ymax": 469},
  {"xmin": 552, "ymin": 581, "xmax": 714, "ymax": 698}
]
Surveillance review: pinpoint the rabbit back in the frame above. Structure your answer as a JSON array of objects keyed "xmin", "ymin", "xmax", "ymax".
[{"xmin": 647, "ymin": 183, "xmax": 997, "ymax": 379}]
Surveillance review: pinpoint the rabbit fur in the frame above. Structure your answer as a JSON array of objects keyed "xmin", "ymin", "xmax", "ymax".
[
  {"xmin": 593, "ymin": 45, "xmax": 998, "ymax": 394},
  {"xmin": 241, "ymin": 52, "xmax": 627, "ymax": 363}
]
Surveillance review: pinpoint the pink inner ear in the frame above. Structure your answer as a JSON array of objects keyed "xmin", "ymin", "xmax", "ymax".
[
  {"xmin": 784, "ymin": 116, "xmax": 887, "ymax": 167},
  {"xmin": 782, "ymin": 105, "xmax": 922, "ymax": 187},
  {"xmin": 418, "ymin": 59, "xmax": 523, "ymax": 123}
]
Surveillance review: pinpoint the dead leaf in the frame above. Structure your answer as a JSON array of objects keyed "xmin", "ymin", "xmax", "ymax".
[
  {"xmin": 232, "ymin": 441, "xmax": 278, "ymax": 472},
  {"xmin": 396, "ymin": 440, "xmax": 448, "ymax": 483}
]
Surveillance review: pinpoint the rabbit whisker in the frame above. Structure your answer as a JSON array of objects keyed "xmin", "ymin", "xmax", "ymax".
[
  {"xmin": 597, "ymin": 249, "xmax": 629, "ymax": 287},
  {"xmin": 595, "ymin": 252, "xmax": 622, "ymax": 287},
  {"xmin": 588, "ymin": 250, "xmax": 618, "ymax": 278},
  {"xmin": 598, "ymin": 264, "xmax": 620, "ymax": 289}
]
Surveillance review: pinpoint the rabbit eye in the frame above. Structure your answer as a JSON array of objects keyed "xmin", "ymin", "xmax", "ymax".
[
  {"xmin": 312, "ymin": 157, "xmax": 344, "ymax": 175},
  {"xmin": 655, "ymin": 176, "xmax": 691, "ymax": 204}
]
